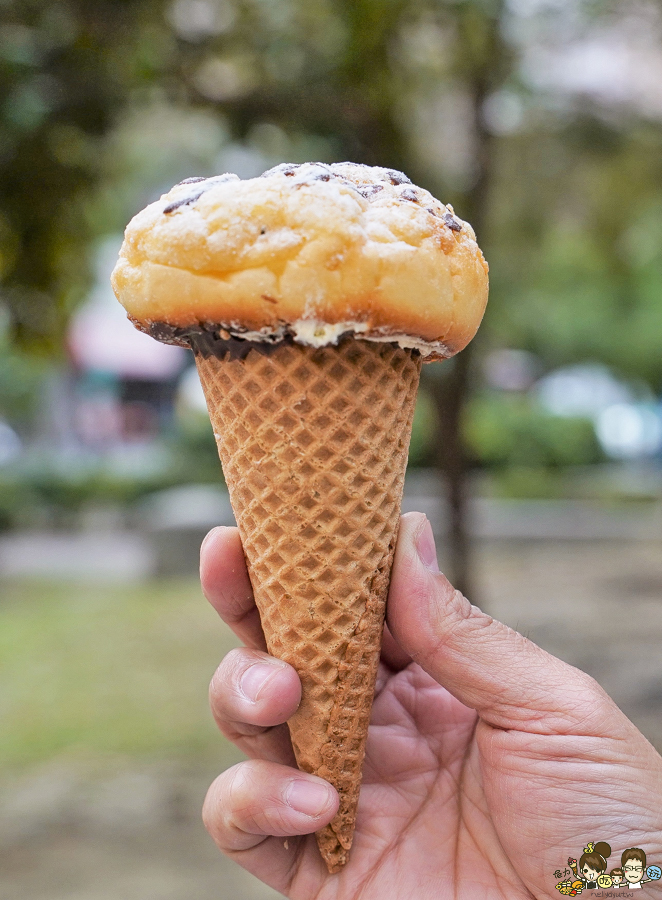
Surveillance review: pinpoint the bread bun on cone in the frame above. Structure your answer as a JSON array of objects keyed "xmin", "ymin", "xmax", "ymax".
[
  {"xmin": 111, "ymin": 162, "xmax": 488, "ymax": 873},
  {"xmin": 112, "ymin": 161, "xmax": 488, "ymax": 359}
]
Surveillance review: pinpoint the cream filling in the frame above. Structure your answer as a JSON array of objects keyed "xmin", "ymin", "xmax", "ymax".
[
  {"xmin": 225, "ymin": 319, "xmax": 451, "ymax": 358},
  {"xmin": 360, "ymin": 329, "xmax": 452, "ymax": 358}
]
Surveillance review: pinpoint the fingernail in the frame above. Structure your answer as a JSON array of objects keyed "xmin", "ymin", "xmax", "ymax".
[
  {"xmin": 416, "ymin": 517, "xmax": 440, "ymax": 573},
  {"xmin": 285, "ymin": 779, "xmax": 333, "ymax": 818},
  {"xmin": 240, "ymin": 662, "xmax": 280, "ymax": 703},
  {"xmin": 200, "ymin": 526, "xmax": 223, "ymax": 555}
]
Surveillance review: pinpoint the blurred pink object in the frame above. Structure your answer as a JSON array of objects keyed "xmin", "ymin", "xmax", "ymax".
[{"xmin": 69, "ymin": 299, "xmax": 185, "ymax": 380}]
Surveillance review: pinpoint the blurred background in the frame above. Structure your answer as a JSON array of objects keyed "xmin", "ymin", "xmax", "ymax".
[{"xmin": 2, "ymin": 0, "xmax": 662, "ymax": 896}]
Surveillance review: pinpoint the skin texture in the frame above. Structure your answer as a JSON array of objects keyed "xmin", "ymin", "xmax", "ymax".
[{"xmin": 200, "ymin": 512, "xmax": 662, "ymax": 899}]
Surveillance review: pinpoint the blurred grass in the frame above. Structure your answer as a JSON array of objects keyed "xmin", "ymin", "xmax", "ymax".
[{"xmin": 0, "ymin": 578, "xmax": 242, "ymax": 772}]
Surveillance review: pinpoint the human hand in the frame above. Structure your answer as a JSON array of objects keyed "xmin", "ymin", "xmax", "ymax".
[{"xmin": 200, "ymin": 512, "xmax": 662, "ymax": 899}]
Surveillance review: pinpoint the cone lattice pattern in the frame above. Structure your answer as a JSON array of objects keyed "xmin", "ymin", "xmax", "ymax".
[{"xmin": 195, "ymin": 338, "xmax": 421, "ymax": 871}]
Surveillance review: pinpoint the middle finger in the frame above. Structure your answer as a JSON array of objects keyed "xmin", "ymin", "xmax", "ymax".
[{"xmin": 210, "ymin": 647, "xmax": 301, "ymax": 764}]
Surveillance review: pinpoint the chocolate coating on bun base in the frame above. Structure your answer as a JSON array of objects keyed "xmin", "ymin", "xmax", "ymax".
[
  {"xmin": 131, "ymin": 316, "xmax": 438, "ymax": 362},
  {"xmin": 136, "ymin": 318, "xmax": 285, "ymax": 360}
]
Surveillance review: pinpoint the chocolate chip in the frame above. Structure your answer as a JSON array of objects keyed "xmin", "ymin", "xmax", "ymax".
[
  {"xmin": 399, "ymin": 187, "xmax": 419, "ymax": 203},
  {"xmin": 163, "ymin": 188, "xmax": 206, "ymax": 214},
  {"xmin": 261, "ymin": 294, "xmax": 278, "ymax": 304},
  {"xmin": 163, "ymin": 173, "xmax": 239, "ymax": 214},
  {"xmin": 386, "ymin": 168, "xmax": 412, "ymax": 185},
  {"xmin": 302, "ymin": 163, "xmax": 333, "ymax": 181},
  {"xmin": 357, "ymin": 184, "xmax": 384, "ymax": 199},
  {"xmin": 260, "ymin": 226, "xmax": 267, "ymax": 234},
  {"xmin": 426, "ymin": 207, "xmax": 438, "ymax": 216},
  {"xmin": 443, "ymin": 212, "xmax": 462, "ymax": 232},
  {"xmin": 177, "ymin": 176, "xmax": 206, "ymax": 185},
  {"xmin": 261, "ymin": 163, "xmax": 301, "ymax": 177}
]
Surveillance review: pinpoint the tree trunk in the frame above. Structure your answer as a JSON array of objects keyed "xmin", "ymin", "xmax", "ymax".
[
  {"xmin": 429, "ymin": 2, "xmax": 506, "ymax": 599},
  {"xmin": 431, "ymin": 347, "xmax": 474, "ymax": 597}
]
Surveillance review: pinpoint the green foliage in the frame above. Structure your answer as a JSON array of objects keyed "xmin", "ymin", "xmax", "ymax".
[
  {"xmin": 169, "ymin": 416, "xmax": 222, "ymax": 482},
  {"xmin": 465, "ymin": 393, "xmax": 604, "ymax": 469},
  {"xmin": 408, "ymin": 387, "xmax": 438, "ymax": 467},
  {"xmin": 0, "ymin": 0, "xmax": 172, "ymax": 350},
  {"xmin": 0, "ymin": 332, "xmax": 47, "ymax": 424},
  {"xmin": 482, "ymin": 466, "xmax": 572, "ymax": 501},
  {"xmin": 486, "ymin": 120, "xmax": 662, "ymax": 390},
  {"xmin": 0, "ymin": 475, "xmax": 32, "ymax": 530}
]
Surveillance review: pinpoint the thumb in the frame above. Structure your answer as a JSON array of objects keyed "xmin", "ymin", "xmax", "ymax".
[{"xmin": 387, "ymin": 512, "xmax": 611, "ymax": 735}]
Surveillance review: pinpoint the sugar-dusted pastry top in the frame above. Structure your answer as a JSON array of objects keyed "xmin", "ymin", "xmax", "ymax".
[{"xmin": 111, "ymin": 162, "xmax": 488, "ymax": 360}]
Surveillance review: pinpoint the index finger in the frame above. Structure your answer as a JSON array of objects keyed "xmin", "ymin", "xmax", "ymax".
[{"xmin": 200, "ymin": 526, "xmax": 267, "ymax": 651}]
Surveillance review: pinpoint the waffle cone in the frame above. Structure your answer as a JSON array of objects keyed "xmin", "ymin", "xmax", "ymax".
[{"xmin": 194, "ymin": 337, "xmax": 421, "ymax": 872}]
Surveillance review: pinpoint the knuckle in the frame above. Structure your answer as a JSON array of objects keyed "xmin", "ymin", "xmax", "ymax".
[
  {"xmin": 203, "ymin": 761, "xmax": 297, "ymax": 852},
  {"xmin": 224, "ymin": 763, "xmax": 279, "ymax": 834},
  {"xmin": 202, "ymin": 768, "xmax": 233, "ymax": 839},
  {"xmin": 209, "ymin": 765, "xmax": 253, "ymax": 829},
  {"xmin": 412, "ymin": 586, "xmax": 475, "ymax": 666},
  {"xmin": 227, "ymin": 762, "xmax": 255, "ymax": 807},
  {"xmin": 570, "ymin": 667, "xmax": 613, "ymax": 714}
]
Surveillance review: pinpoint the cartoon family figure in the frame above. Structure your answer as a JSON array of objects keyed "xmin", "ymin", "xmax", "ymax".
[{"xmin": 555, "ymin": 842, "xmax": 662, "ymax": 894}]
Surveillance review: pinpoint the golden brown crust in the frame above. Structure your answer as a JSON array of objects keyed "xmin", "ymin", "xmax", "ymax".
[{"xmin": 111, "ymin": 162, "xmax": 488, "ymax": 357}]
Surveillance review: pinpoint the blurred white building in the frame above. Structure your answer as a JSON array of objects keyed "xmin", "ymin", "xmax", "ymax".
[{"xmin": 67, "ymin": 238, "xmax": 187, "ymax": 450}]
